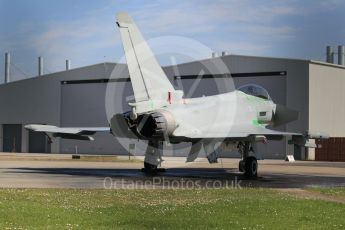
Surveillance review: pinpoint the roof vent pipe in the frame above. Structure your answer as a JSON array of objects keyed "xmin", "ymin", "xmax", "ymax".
[
  {"xmin": 38, "ymin": 56, "xmax": 44, "ymax": 76},
  {"xmin": 212, "ymin": 52, "xmax": 218, "ymax": 58},
  {"xmin": 66, "ymin": 59, "xmax": 71, "ymax": 70},
  {"xmin": 338, "ymin": 45, "xmax": 344, "ymax": 66},
  {"xmin": 4, "ymin": 52, "xmax": 10, "ymax": 83},
  {"xmin": 326, "ymin": 46, "xmax": 334, "ymax": 63}
]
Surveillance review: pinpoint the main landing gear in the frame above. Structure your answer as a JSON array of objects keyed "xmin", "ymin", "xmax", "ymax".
[
  {"xmin": 238, "ymin": 142, "xmax": 258, "ymax": 179},
  {"xmin": 142, "ymin": 140, "xmax": 165, "ymax": 174}
]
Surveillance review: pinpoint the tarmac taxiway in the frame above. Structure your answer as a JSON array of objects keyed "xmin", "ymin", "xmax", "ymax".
[{"xmin": 0, "ymin": 153, "xmax": 344, "ymax": 189}]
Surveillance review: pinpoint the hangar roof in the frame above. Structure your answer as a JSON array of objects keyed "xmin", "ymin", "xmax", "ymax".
[
  {"xmin": 2, "ymin": 54, "xmax": 345, "ymax": 86},
  {"xmin": 309, "ymin": 60, "xmax": 345, "ymax": 69}
]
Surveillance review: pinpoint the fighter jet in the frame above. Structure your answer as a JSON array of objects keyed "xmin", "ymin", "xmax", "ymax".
[{"xmin": 25, "ymin": 12, "xmax": 327, "ymax": 178}]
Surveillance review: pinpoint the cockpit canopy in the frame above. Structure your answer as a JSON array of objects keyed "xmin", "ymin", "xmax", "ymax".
[{"xmin": 238, "ymin": 84, "xmax": 272, "ymax": 100}]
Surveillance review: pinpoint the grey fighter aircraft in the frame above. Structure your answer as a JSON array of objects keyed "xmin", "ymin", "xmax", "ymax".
[{"xmin": 25, "ymin": 12, "xmax": 327, "ymax": 178}]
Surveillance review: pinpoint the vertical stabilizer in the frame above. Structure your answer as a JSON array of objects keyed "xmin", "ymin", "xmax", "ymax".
[{"xmin": 116, "ymin": 12, "xmax": 176, "ymax": 104}]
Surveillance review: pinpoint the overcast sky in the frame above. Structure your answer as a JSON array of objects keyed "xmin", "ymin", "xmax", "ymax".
[{"xmin": 0, "ymin": 0, "xmax": 345, "ymax": 81}]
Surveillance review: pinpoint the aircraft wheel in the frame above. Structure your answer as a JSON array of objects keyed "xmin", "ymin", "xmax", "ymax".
[
  {"xmin": 244, "ymin": 157, "xmax": 258, "ymax": 178},
  {"xmin": 143, "ymin": 162, "xmax": 158, "ymax": 174},
  {"xmin": 239, "ymin": 160, "xmax": 245, "ymax": 172}
]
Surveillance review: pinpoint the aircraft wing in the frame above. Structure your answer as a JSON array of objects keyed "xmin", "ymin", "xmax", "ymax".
[
  {"xmin": 174, "ymin": 124, "xmax": 301, "ymax": 140},
  {"xmin": 243, "ymin": 125, "xmax": 301, "ymax": 139},
  {"xmin": 177, "ymin": 125, "xmax": 327, "ymax": 147},
  {"xmin": 25, "ymin": 124, "xmax": 110, "ymax": 141}
]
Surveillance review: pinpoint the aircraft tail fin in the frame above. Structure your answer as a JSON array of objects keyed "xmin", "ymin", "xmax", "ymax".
[{"xmin": 116, "ymin": 12, "xmax": 179, "ymax": 111}]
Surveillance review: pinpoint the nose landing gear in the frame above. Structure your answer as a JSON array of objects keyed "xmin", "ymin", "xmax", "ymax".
[{"xmin": 238, "ymin": 141, "xmax": 258, "ymax": 179}]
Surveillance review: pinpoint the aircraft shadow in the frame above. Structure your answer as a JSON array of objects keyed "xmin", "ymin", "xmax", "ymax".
[{"xmin": 7, "ymin": 167, "xmax": 345, "ymax": 188}]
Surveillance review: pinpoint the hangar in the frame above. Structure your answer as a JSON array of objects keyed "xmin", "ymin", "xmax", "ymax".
[{"xmin": 1, "ymin": 52, "xmax": 345, "ymax": 161}]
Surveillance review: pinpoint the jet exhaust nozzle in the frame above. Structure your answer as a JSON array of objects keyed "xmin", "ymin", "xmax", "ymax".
[{"xmin": 136, "ymin": 110, "xmax": 176, "ymax": 139}]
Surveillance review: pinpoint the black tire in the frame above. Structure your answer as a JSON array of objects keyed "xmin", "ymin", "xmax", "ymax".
[
  {"xmin": 143, "ymin": 162, "xmax": 158, "ymax": 174},
  {"xmin": 244, "ymin": 157, "xmax": 258, "ymax": 178},
  {"xmin": 239, "ymin": 160, "xmax": 245, "ymax": 172}
]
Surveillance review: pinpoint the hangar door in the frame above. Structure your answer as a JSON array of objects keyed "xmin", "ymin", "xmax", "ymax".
[
  {"xmin": 60, "ymin": 81, "xmax": 132, "ymax": 154},
  {"xmin": 2, "ymin": 124, "xmax": 22, "ymax": 152},
  {"xmin": 28, "ymin": 131, "xmax": 51, "ymax": 153}
]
